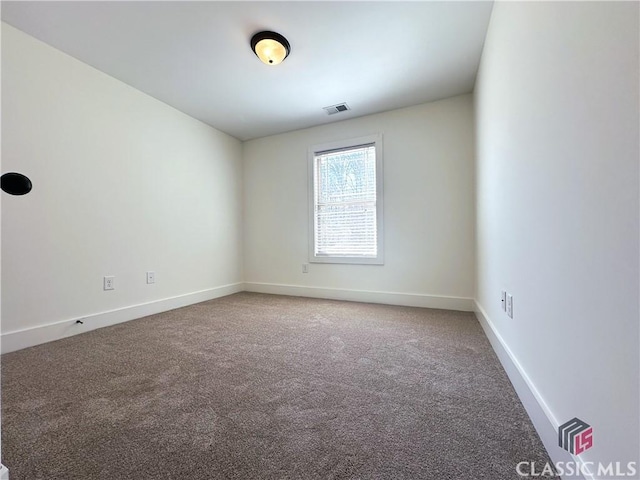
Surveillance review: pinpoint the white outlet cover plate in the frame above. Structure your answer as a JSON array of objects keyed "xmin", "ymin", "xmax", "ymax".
[{"xmin": 104, "ymin": 276, "xmax": 115, "ymax": 290}]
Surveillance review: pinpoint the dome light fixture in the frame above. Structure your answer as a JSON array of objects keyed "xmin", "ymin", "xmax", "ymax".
[
  {"xmin": 1, "ymin": 172, "xmax": 32, "ymax": 196},
  {"xmin": 251, "ymin": 31, "xmax": 290, "ymax": 66}
]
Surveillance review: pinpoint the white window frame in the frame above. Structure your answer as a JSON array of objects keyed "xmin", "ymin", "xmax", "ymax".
[{"xmin": 308, "ymin": 134, "xmax": 384, "ymax": 265}]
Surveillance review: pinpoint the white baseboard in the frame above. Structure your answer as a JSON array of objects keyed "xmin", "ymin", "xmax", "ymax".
[
  {"xmin": 0, "ymin": 464, "xmax": 9, "ymax": 480},
  {"xmin": 243, "ymin": 282, "xmax": 474, "ymax": 311},
  {"xmin": 1, "ymin": 283, "xmax": 471, "ymax": 354},
  {"xmin": 474, "ymin": 301, "xmax": 589, "ymax": 480},
  {"xmin": 1, "ymin": 283, "xmax": 243, "ymax": 354}
]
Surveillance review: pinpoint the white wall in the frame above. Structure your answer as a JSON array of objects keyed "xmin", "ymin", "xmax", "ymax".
[
  {"xmin": 1, "ymin": 24, "xmax": 243, "ymax": 352},
  {"xmin": 243, "ymin": 95, "xmax": 475, "ymax": 309},
  {"xmin": 0, "ymin": 19, "xmax": 4, "ymax": 474},
  {"xmin": 475, "ymin": 2, "xmax": 639, "ymax": 475}
]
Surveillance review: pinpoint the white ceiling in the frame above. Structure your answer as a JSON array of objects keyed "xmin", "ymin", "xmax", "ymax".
[{"xmin": 2, "ymin": 1, "xmax": 493, "ymax": 141}]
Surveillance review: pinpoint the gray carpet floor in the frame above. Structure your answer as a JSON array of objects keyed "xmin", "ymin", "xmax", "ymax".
[{"xmin": 2, "ymin": 292, "xmax": 555, "ymax": 479}]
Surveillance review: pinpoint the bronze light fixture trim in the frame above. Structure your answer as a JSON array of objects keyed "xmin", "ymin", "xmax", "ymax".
[{"xmin": 251, "ymin": 31, "xmax": 291, "ymax": 66}]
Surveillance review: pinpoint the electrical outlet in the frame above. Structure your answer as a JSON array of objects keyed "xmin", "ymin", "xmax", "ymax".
[
  {"xmin": 501, "ymin": 291, "xmax": 507, "ymax": 311},
  {"xmin": 146, "ymin": 271, "xmax": 155, "ymax": 284},
  {"xmin": 104, "ymin": 276, "xmax": 115, "ymax": 291},
  {"xmin": 507, "ymin": 294, "xmax": 513, "ymax": 318},
  {"xmin": 302, "ymin": 264, "xmax": 309, "ymax": 274}
]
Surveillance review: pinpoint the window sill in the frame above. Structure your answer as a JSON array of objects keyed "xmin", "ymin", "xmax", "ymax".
[{"xmin": 310, "ymin": 255, "xmax": 384, "ymax": 265}]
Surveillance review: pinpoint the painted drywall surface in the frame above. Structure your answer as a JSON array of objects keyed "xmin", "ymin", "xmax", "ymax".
[
  {"xmin": 243, "ymin": 95, "xmax": 475, "ymax": 299},
  {"xmin": 0, "ymin": 20, "xmax": 3, "ymax": 470},
  {"xmin": 1, "ymin": 24, "xmax": 243, "ymax": 336},
  {"xmin": 475, "ymin": 1, "xmax": 639, "ymax": 471}
]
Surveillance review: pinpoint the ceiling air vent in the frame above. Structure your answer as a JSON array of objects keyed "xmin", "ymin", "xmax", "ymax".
[{"xmin": 323, "ymin": 103, "xmax": 350, "ymax": 115}]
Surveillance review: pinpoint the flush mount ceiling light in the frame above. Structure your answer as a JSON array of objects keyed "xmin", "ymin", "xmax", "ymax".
[{"xmin": 251, "ymin": 31, "xmax": 290, "ymax": 66}]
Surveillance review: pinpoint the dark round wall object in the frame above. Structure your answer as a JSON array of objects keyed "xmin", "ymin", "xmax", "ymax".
[{"xmin": 1, "ymin": 172, "xmax": 33, "ymax": 196}]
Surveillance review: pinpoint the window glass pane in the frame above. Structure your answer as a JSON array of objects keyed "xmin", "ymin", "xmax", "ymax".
[{"xmin": 314, "ymin": 144, "xmax": 377, "ymax": 257}]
